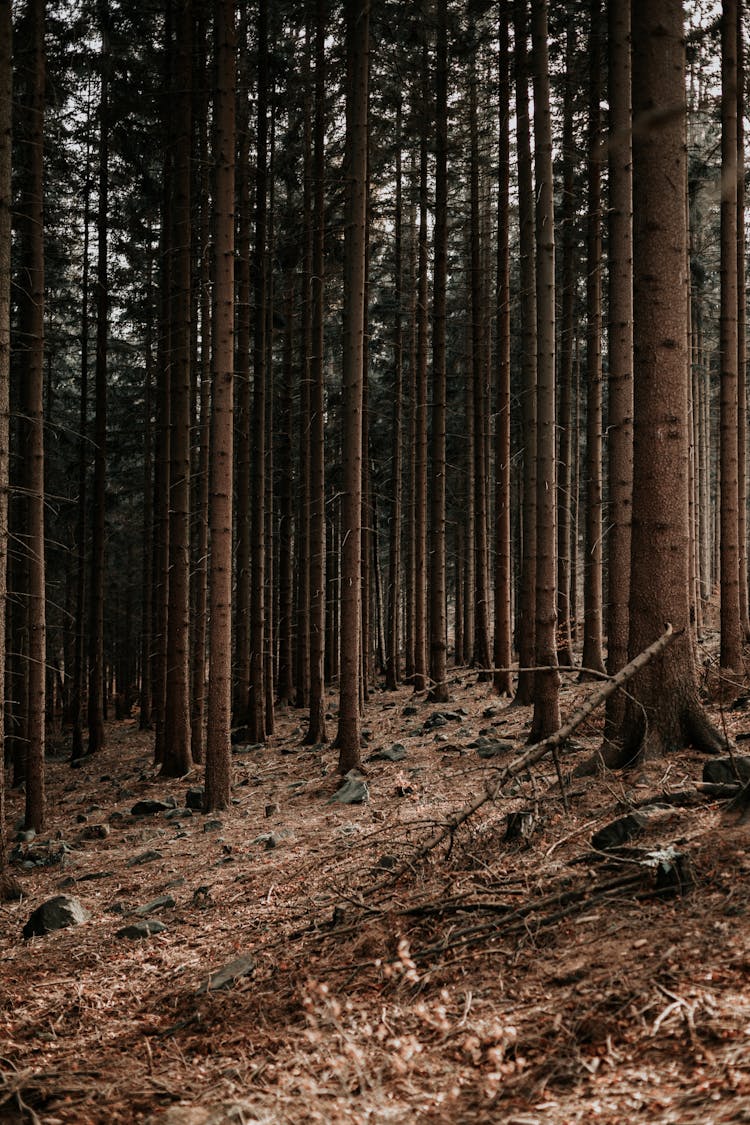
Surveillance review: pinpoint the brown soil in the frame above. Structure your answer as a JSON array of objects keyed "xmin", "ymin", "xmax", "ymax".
[{"xmin": 1, "ymin": 665, "xmax": 750, "ymax": 1124}]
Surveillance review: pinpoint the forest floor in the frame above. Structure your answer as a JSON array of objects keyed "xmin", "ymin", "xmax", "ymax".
[{"xmin": 1, "ymin": 649, "xmax": 750, "ymax": 1124}]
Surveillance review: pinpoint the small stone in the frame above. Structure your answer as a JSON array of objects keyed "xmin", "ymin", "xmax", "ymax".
[
  {"xmin": 233, "ymin": 743, "xmax": 263, "ymax": 755},
  {"xmin": 328, "ymin": 772, "xmax": 369, "ymax": 805},
  {"xmin": 203, "ymin": 819, "xmax": 223, "ymax": 833},
  {"xmin": 109, "ymin": 811, "xmax": 125, "ymax": 823},
  {"xmin": 197, "ymin": 954, "xmax": 255, "ymax": 993},
  {"xmin": 23, "ymin": 895, "xmax": 89, "ymax": 938},
  {"xmin": 185, "ymin": 787, "xmax": 205, "ymax": 810},
  {"xmin": 107, "ymin": 901, "xmax": 127, "ymax": 915},
  {"xmin": 16, "ymin": 829, "xmax": 36, "ymax": 844},
  {"xmin": 82, "ymin": 823, "xmax": 110, "ymax": 840},
  {"xmin": 131, "ymin": 799, "xmax": 176, "ymax": 817},
  {"xmin": 475, "ymin": 738, "xmax": 516, "ymax": 760},
  {"xmin": 375, "ymin": 854, "xmax": 398, "ymax": 870},
  {"xmin": 368, "ymin": 743, "xmax": 407, "ymax": 763},
  {"xmin": 127, "ymin": 849, "xmax": 163, "ymax": 867},
  {"xmin": 264, "ymin": 803, "xmax": 279, "ymax": 818},
  {"xmin": 592, "ymin": 811, "xmax": 651, "ymax": 850},
  {"xmin": 116, "ymin": 920, "xmax": 167, "ymax": 939},
  {"xmin": 402, "ymin": 705, "xmax": 418, "ymax": 717},
  {"xmin": 165, "ymin": 807, "xmax": 193, "ymax": 820},
  {"xmin": 134, "ymin": 894, "xmax": 176, "ymax": 917},
  {"xmin": 702, "ymin": 756, "xmax": 750, "ymax": 785}
]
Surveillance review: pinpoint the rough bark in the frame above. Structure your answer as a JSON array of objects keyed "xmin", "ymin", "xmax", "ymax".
[{"xmin": 0, "ymin": 0, "xmax": 11, "ymax": 864}]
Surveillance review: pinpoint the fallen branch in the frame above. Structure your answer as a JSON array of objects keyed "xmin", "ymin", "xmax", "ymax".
[{"xmin": 375, "ymin": 624, "xmax": 677, "ymax": 884}]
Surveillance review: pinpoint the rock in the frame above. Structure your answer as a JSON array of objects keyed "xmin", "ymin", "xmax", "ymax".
[
  {"xmin": 197, "ymin": 954, "xmax": 255, "ymax": 993},
  {"xmin": 375, "ymin": 854, "xmax": 398, "ymax": 870},
  {"xmin": 82, "ymin": 823, "xmax": 110, "ymax": 840},
  {"xmin": 16, "ymin": 829, "xmax": 36, "ymax": 843},
  {"xmin": 328, "ymin": 772, "xmax": 369, "ymax": 805},
  {"xmin": 186, "ymin": 787, "xmax": 205, "ymax": 810},
  {"xmin": 264, "ymin": 802, "xmax": 279, "ymax": 818},
  {"xmin": 107, "ymin": 901, "xmax": 127, "ymax": 915},
  {"xmin": 131, "ymin": 798, "xmax": 176, "ymax": 816},
  {"xmin": 233, "ymin": 743, "xmax": 263, "ymax": 755},
  {"xmin": 203, "ymin": 819, "xmax": 223, "ymax": 833},
  {"xmin": 165, "ymin": 807, "xmax": 193, "ymax": 820},
  {"xmin": 402, "ymin": 705, "xmax": 419, "ymax": 717},
  {"xmin": 109, "ymin": 811, "xmax": 125, "ymax": 823},
  {"xmin": 591, "ymin": 810, "xmax": 654, "ymax": 850},
  {"xmin": 134, "ymin": 894, "xmax": 175, "ymax": 916},
  {"xmin": 23, "ymin": 895, "xmax": 89, "ymax": 938},
  {"xmin": 702, "ymin": 756, "xmax": 750, "ymax": 785},
  {"xmin": 116, "ymin": 920, "xmax": 167, "ymax": 939},
  {"xmin": 475, "ymin": 738, "xmax": 516, "ymax": 760},
  {"xmin": 127, "ymin": 849, "xmax": 163, "ymax": 867},
  {"xmin": 368, "ymin": 743, "xmax": 407, "ymax": 763}
]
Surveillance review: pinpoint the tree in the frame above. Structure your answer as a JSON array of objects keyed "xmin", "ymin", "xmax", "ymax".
[
  {"xmin": 719, "ymin": 0, "xmax": 743, "ymax": 675},
  {"xmin": 87, "ymin": 0, "xmax": 109, "ymax": 755},
  {"xmin": 530, "ymin": 0, "xmax": 560, "ymax": 739},
  {"xmin": 428, "ymin": 0, "xmax": 449, "ymax": 703},
  {"xmin": 17, "ymin": 0, "xmax": 46, "ymax": 830},
  {"xmin": 161, "ymin": 0, "xmax": 193, "ymax": 778},
  {"xmin": 604, "ymin": 0, "xmax": 633, "ymax": 739},
  {"xmin": 0, "ymin": 0, "xmax": 11, "ymax": 867},
  {"xmin": 305, "ymin": 0, "xmax": 328, "ymax": 744},
  {"xmin": 204, "ymin": 0, "xmax": 235, "ymax": 812},
  {"xmin": 336, "ymin": 0, "xmax": 369, "ymax": 771},
  {"xmin": 618, "ymin": 0, "xmax": 724, "ymax": 762}
]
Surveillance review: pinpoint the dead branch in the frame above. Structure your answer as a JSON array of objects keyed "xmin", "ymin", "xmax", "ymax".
[{"xmin": 375, "ymin": 624, "xmax": 677, "ymax": 885}]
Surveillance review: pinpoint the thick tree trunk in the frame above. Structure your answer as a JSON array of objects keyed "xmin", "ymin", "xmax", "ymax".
[
  {"xmin": 604, "ymin": 0, "xmax": 634, "ymax": 739},
  {"xmin": 412, "ymin": 44, "xmax": 429, "ymax": 694},
  {"xmin": 385, "ymin": 106, "xmax": 403, "ymax": 692},
  {"xmin": 619, "ymin": 0, "xmax": 724, "ymax": 763},
  {"xmin": 737, "ymin": 0, "xmax": 749, "ymax": 639}
]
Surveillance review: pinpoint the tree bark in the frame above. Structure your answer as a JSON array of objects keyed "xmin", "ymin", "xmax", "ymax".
[
  {"xmin": 335, "ymin": 0, "xmax": 369, "ymax": 771},
  {"xmin": 0, "ymin": 0, "xmax": 12, "ymax": 865}
]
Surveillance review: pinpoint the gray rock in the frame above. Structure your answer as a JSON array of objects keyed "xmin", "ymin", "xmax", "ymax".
[
  {"xmin": 402, "ymin": 705, "xmax": 419, "ymax": 717},
  {"xmin": 116, "ymin": 920, "xmax": 167, "ymax": 939},
  {"xmin": 131, "ymin": 799, "xmax": 176, "ymax": 816},
  {"xmin": 198, "ymin": 954, "xmax": 255, "ymax": 993},
  {"xmin": 203, "ymin": 819, "xmax": 223, "ymax": 833},
  {"xmin": 127, "ymin": 849, "xmax": 163, "ymax": 867},
  {"xmin": 165, "ymin": 807, "xmax": 193, "ymax": 820},
  {"xmin": 328, "ymin": 771, "xmax": 369, "ymax": 805},
  {"xmin": 375, "ymin": 854, "xmax": 399, "ymax": 870},
  {"xmin": 702, "ymin": 755, "xmax": 750, "ymax": 785},
  {"xmin": 23, "ymin": 895, "xmax": 89, "ymax": 938},
  {"xmin": 591, "ymin": 807, "xmax": 671, "ymax": 850},
  {"xmin": 134, "ymin": 894, "xmax": 176, "ymax": 917},
  {"xmin": 368, "ymin": 743, "xmax": 407, "ymax": 763},
  {"xmin": 82, "ymin": 823, "xmax": 110, "ymax": 840},
  {"xmin": 16, "ymin": 829, "xmax": 36, "ymax": 843},
  {"xmin": 475, "ymin": 738, "xmax": 516, "ymax": 759}
]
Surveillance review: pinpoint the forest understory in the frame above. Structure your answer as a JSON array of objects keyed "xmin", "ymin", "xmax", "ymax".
[{"xmin": 2, "ymin": 636, "xmax": 750, "ymax": 1125}]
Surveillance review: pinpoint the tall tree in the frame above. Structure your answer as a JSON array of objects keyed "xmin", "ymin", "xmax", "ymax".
[
  {"xmin": 88, "ymin": 0, "xmax": 109, "ymax": 755},
  {"xmin": 248, "ymin": 0, "xmax": 269, "ymax": 742},
  {"xmin": 428, "ymin": 0, "xmax": 448, "ymax": 703},
  {"xmin": 385, "ymin": 101, "xmax": 403, "ymax": 692},
  {"xmin": 204, "ymin": 0, "xmax": 235, "ymax": 812},
  {"xmin": 18, "ymin": 0, "xmax": 46, "ymax": 830},
  {"xmin": 719, "ymin": 0, "xmax": 743, "ymax": 674},
  {"xmin": 530, "ymin": 0, "xmax": 560, "ymax": 739},
  {"xmin": 305, "ymin": 0, "xmax": 328, "ymax": 744},
  {"xmin": 162, "ymin": 0, "xmax": 193, "ymax": 777},
  {"xmin": 581, "ymin": 0, "xmax": 606, "ymax": 677},
  {"xmin": 412, "ymin": 40, "xmax": 429, "ymax": 693},
  {"xmin": 737, "ymin": 0, "xmax": 748, "ymax": 639},
  {"xmin": 604, "ymin": 0, "xmax": 633, "ymax": 739},
  {"xmin": 512, "ymin": 0, "xmax": 537, "ymax": 706},
  {"xmin": 336, "ymin": 0, "xmax": 369, "ymax": 771},
  {"xmin": 619, "ymin": 0, "xmax": 724, "ymax": 762},
  {"xmin": 493, "ymin": 1, "xmax": 513, "ymax": 698},
  {"xmin": 0, "ymin": 0, "xmax": 11, "ymax": 867}
]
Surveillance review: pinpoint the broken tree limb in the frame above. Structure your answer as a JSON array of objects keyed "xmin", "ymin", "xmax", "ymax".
[{"xmin": 377, "ymin": 624, "xmax": 677, "ymax": 882}]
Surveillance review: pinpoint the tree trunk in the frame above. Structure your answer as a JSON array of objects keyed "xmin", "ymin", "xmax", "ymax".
[
  {"xmin": 493, "ymin": 2, "xmax": 513, "ymax": 698},
  {"xmin": 204, "ymin": 0, "xmax": 235, "ymax": 812},
  {"xmin": 513, "ymin": 0, "xmax": 537, "ymax": 706},
  {"xmin": 162, "ymin": 0, "xmax": 193, "ymax": 777},
  {"xmin": 581, "ymin": 0, "xmax": 606, "ymax": 678},
  {"xmin": 604, "ymin": 0, "xmax": 634, "ymax": 739},
  {"xmin": 429, "ymin": 0, "xmax": 449, "ymax": 703},
  {"xmin": 619, "ymin": 0, "xmax": 724, "ymax": 763},
  {"xmin": 737, "ymin": 0, "xmax": 749, "ymax": 639},
  {"xmin": 335, "ymin": 0, "xmax": 369, "ymax": 771},
  {"xmin": 305, "ymin": 0, "xmax": 328, "ymax": 744},
  {"xmin": 0, "ymin": 0, "xmax": 11, "ymax": 866},
  {"xmin": 530, "ymin": 0, "xmax": 560, "ymax": 740},
  {"xmin": 385, "ymin": 104, "xmax": 403, "ymax": 692},
  {"xmin": 412, "ymin": 41, "xmax": 429, "ymax": 694}
]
